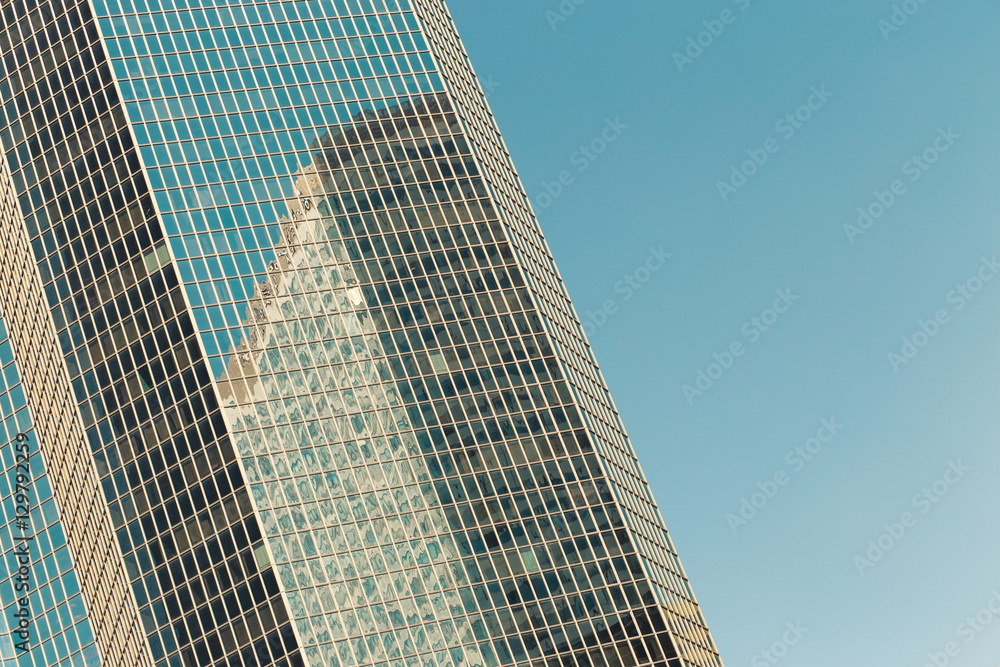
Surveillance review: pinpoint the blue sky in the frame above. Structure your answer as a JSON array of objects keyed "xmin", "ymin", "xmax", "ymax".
[{"xmin": 447, "ymin": 0, "xmax": 1000, "ymax": 665}]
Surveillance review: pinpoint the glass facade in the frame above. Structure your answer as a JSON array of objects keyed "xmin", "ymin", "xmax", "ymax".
[
  {"xmin": 0, "ymin": 0, "xmax": 723, "ymax": 666},
  {"xmin": 0, "ymin": 311, "xmax": 103, "ymax": 667}
]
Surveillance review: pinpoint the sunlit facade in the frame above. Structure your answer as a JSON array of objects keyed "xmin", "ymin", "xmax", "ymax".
[{"xmin": 0, "ymin": 0, "xmax": 723, "ymax": 666}]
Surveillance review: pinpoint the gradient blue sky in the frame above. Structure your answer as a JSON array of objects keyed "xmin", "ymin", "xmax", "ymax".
[{"xmin": 447, "ymin": 1, "xmax": 1000, "ymax": 665}]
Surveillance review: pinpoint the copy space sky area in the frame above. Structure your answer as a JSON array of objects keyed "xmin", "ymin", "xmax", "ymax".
[{"xmin": 448, "ymin": 0, "xmax": 1000, "ymax": 665}]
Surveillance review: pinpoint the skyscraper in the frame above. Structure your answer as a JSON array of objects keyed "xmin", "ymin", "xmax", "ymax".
[{"xmin": 0, "ymin": 0, "xmax": 724, "ymax": 666}]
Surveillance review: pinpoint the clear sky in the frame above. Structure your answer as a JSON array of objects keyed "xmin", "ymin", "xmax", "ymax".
[{"xmin": 447, "ymin": 1, "xmax": 1000, "ymax": 665}]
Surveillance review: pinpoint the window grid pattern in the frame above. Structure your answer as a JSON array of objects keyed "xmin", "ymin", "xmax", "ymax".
[
  {"xmin": 0, "ymin": 116, "xmax": 152, "ymax": 666},
  {"xmin": 88, "ymin": 0, "xmax": 720, "ymax": 663},
  {"xmin": 94, "ymin": 0, "xmax": 447, "ymax": 381},
  {"xmin": 0, "ymin": 0, "xmax": 724, "ymax": 665},
  {"xmin": 288, "ymin": 97, "xmax": 684, "ymax": 667},
  {"xmin": 407, "ymin": 2, "xmax": 722, "ymax": 665},
  {"xmin": 215, "ymin": 116, "xmax": 499, "ymax": 666},
  {"xmin": 0, "ymin": 1, "xmax": 304, "ymax": 665},
  {"xmin": 208, "ymin": 95, "xmax": 677, "ymax": 667},
  {"xmin": 82, "ymin": 0, "xmax": 680, "ymax": 665},
  {"xmin": 0, "ymin": 314, "xmax": 102, "ymax": 667}
]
